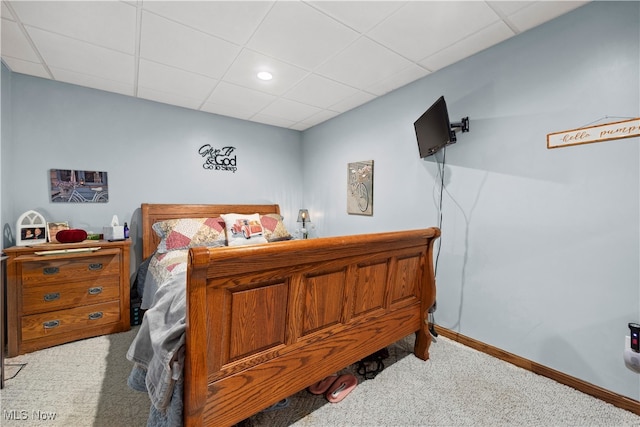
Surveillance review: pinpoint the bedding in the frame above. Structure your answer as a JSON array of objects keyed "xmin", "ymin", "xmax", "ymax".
[
  {"xmin": 152, "ymin": 217, "xmax": 226, "ymax": 253},
  {"xmin": 139, "ymin": 249, "xmax": 189, "ymax": 309},
  {"xmin": 128, "ymin": 249, "xmax": 189, "ymax": 426},
  {"xmin": 128, "ymin": 203, "xmax": 440, "ymax": 427}
]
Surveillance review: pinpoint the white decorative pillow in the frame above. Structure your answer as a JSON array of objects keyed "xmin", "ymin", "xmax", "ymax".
[{"xmin": 221, "ymin": 213, "xmax": 268, "ymax": 247}]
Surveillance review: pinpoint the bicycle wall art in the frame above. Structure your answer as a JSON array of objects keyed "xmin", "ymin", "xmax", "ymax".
[
  {"xmin": 347, "ymin": 160, "xmax": 373, "ymax": 216},
  {"xmin": 50, "ymin": 169, "xmax": 109, "ymax": 203}
]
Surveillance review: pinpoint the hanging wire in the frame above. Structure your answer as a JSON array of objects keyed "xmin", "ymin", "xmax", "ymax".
[
  {"xmin": 428, "ymin": 146, "xmax": 447, "ymax": 339},
  {"xmin": 578, "ymin": 115, "xmax": 637, "ymax": 129},
  {"xmin": 433, "ymin": 145, "xmax": 446, "ymax": 278}
]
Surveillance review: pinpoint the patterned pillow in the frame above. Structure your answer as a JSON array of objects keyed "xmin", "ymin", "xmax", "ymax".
[
  {"xmin": 260, "ymin": 214, "xmax": 293, "ymax": 242},
  {"xmin": 221, "ymin": 213, "xmax": 268, "ymax": 247},
  {"xmin": 152, "ymin": 217, "xmax": 226, "ymax": 253}
]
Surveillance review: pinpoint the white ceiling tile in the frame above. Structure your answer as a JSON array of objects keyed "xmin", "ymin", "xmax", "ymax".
[
  {"xmin": 307, "ymin": 0, "xmax": 406, "ymax": 33},
  {"xmin": 289, "ymin": 122, "xmax": 311, "ymax": 131},
  {"xmin": 507, "ymin": 1, "xmax": 589, "ymax": 33},
  {"xmin": 251, "ymin": 113, "xmax": 297, "ymax": 128},
  {"xmin": 50, "ymin": 67, "xmax": 134, "ymax": 97},
  {"xmin": 487, "ymin": 1, "xmax": 536, "ymax": 17},
  {"xmin": 316, "ymin": 37, "xmax": 413, "ymax": 89},
  {"xmin": 200, "ymin": 102, "xmax": 256, "ymax": 121},
  {"xmin": 258, "ymin": 98, "xmax": 323, "ymax": 123},
  {"xmin": 1, "ymin": 18, "xmax": 41, "ymax": 63},
  {"xmin": 284, "ymin": 73, "xmax": 359, "ymax": 109},
  {"xmin": 419, "ymin": 21, "xmax": 515, "ymax": 72},
  {"xmin": 140, "ymin": 11, "xmax": 240, "ymax": 79},
  {"xmin": 1, "ymin": 1, "xmax": 15, "ymax": 20},
  {"xmin": 27, "ymin": 27, "xmax": 134, "ymax": 84},
  {"xmin": 223, "ymin": 48, "xmax": 309, "ymax": 96},
  {"xmin": 329, "ymin": 90, "xmax": 376, "ymax": 114},
  {"xmin": 365, "ymin": 64, "xmax": 430, "ymax": 96},
  {"xmin": 9, "ymin": 0, "xmax": 136, "ymax": 54},
  {"xmin": 205, "ymin": 81, "xmax": 276, "ymax": 112},
  {"xmin": 138, "ymin": 59, "xmax": 217, "ymax": 102},
  {"xmin": 1, "ymin": 56, "xmax": 49, "ymax": 78},
  {"xmin": 0, "ymin": 0, "xmax": 587, "ymax": 131},
  {"xmin": 367, "ymin": 1, "xmax": 500, "ymax": 62},
  {"xmin": 142, "ymin": 1, "xmax": 273, "ymax": 45},
  {"xmin": 294, "ymin": 108, "xmax": 341, "ymax": 128},
  {"xmin": 137, "ymin": 86, "xmax": 204, "ymax": 111},
  {"xmin": 247, "ymin": 1, "xmax": 359, "ymax": 70}
]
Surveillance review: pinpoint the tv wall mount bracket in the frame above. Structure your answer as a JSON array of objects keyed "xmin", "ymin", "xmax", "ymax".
[{"xmin": 451, "ymin": 117, "xmax": 470, "ymax": 133}]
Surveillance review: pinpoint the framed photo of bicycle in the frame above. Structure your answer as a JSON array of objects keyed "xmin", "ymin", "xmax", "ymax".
[
  {"xmin": 50, "ymin": 168, "xmax": 109, "ymax": 203},
  {"xmin": 347, "ymin": 160, "xmax": 373, "ymax": 216},
  {"xmin": 46, "ymin": 221, "xmax": 69, "ymax": 243}
]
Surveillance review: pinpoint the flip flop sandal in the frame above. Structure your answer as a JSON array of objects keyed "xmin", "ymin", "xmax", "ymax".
[
  {"xmin": 325, "ymin": 373, "xmax": 358, "ymax": 403},
  {"xmin": 308, "ymin": 374, "xmax": 338, "ymax": 395},
  {"xmin": 356, "ymin": 347, "xmax": 389, "ymax": 380}
]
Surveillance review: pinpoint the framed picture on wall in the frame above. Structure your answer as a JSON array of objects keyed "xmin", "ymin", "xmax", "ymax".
[
  {"xmin": 50, "ymin": 169, "xmax": 109, "ymax": 203},
  {"xmin": 347, "ymin": 160, "xmax": 374, "ymax": 216},
  {"xmin": 16, "ymin": 210, "xmax": 47, "ymax": 246}
]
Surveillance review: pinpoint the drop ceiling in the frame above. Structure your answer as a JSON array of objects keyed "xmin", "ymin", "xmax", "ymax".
[{"xmin": 1, "ymin": 1, "xmax": 589, "ymax": 131}]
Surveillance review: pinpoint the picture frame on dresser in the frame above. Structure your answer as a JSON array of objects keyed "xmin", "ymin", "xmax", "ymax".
[
  {"xmin": 16, "ymin": 210, "xmax": 47, "ymax": 246},
  {"xmin": 46, "ymin": 221, "xmax": 69, "ymax": 243}
]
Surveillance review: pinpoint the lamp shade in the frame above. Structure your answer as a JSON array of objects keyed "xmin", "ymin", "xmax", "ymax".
[{"xmin": 297, "ymin": 209, "xmax": 310, "ymax": 223}]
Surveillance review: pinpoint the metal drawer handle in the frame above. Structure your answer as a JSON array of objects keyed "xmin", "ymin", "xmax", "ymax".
[
  {"xmin": 43, "ymin": 320, "xmax": 60, "ymax": 329},
  {"xmin": 88, "ymin": 312, "xmax": 103, "ymax": 320},
  {"xmin": 88, "ymin": 287, "xmax": 103, "ymax": 295},
  {"xmin": 88, "ymin": 263, "xmax": 103, "ymax": 271},
  {"xmin": 44, "ymin": 292, "xmax": 60, "ymax": 302},
  {"xmin": 43, "ymin": 267, "xmax": 59, "ymax": 275}
]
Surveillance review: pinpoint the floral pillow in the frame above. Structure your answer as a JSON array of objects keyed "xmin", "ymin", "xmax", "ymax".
[
  {"xmin": 221, "ymin": 213, "xmax": 268, "ymax": 247},
  {"xmin": 152, "ymin": 217, "xmax": 226, "ymax": 253},
  {"xmin": 260, "ymin": 214, "xmax": 293, "ymax": 242}
]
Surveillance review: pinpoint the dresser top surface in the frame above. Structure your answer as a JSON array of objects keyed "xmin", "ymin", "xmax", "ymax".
[{"xmin": 3, "ymin": 240, "xmax": 130, "ymax": 256}]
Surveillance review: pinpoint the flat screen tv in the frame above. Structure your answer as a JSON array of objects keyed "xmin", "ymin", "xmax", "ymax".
[{"xmin": 414, "ymin": 96, "xmax": 456, "ymax": 158}]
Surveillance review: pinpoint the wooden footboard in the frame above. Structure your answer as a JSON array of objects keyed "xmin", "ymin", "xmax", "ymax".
[{"xmin": 184, "ymin": 228, "xmax": 440, "ymax": 427}]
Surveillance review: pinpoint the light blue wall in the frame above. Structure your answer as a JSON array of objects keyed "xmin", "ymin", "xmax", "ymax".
[
  {"xmin": 302, "ymin": 2, "xmax": 640, "ymax": 400},
  {"xmin": 1, "ymin": 62, "xmax": 12, "ymax": 251},
  {"xmin": 4, "ymin": 75, "xmax": 303, "ymax": 264}
]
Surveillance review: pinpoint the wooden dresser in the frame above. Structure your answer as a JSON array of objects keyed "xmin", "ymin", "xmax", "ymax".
[{"xmin": 4, "ymin": 240, "xmax": 130, "ymax": 357}]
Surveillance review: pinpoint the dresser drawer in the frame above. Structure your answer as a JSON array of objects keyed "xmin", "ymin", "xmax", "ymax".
[
  {"xmin": 21, "ymin": 300, "xmax": 121, "ymax": 342},
  {"xmin": 20, "ymin": 250, "xmax": 120, "ymax": 287},
  {"xmin": 22, "ymin": 277, "xmax": 120, "ymax": 315}
]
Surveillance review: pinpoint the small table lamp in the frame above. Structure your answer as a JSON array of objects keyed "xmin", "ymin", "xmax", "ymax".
[{"xmin": 297, "ymin": 209, "xmax": 310, "ymax": 239}]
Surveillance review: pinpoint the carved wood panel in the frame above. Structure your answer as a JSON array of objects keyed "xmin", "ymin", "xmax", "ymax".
[
  {"xmin": 352, "ymin": 260, "xmax": 388, "ymax": 317},
  {"xmin": 301, "ymin": 269, "xmax": 346, "ymax": 336},
  {"xmin": 228, "ymin": 281, "xmax": 288, "ymax": 361}
]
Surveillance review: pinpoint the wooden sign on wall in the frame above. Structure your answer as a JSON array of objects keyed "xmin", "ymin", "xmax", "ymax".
[{"xmin": 547, "ymin": 117, "xmax": 640, "ymax": 149}]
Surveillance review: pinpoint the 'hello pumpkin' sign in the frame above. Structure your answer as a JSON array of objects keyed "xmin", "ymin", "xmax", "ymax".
[{"xmin": 547, "ymin": 117, "xmax": 639, "ymax": 149}]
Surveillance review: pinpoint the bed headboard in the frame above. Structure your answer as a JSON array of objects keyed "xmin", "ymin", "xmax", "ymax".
[{"xmin": 141, "ymin": 203, "xmax": 281, "ymax": 259}]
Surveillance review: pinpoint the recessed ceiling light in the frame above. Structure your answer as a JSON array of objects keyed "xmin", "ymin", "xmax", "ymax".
[{"xmin": 257, "ymin": 71, "xmax": 273, "ymax": 81}]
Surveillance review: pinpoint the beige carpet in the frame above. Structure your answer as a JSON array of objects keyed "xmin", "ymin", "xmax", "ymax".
[{"xmin": 1, "ymin": 327, "xmax": 639, "ymax": 427}]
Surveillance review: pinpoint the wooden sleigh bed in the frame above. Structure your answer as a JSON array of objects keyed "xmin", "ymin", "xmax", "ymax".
[{"xmin": 139, "ymin": 203, "xmax": 440, "ymax": 427}]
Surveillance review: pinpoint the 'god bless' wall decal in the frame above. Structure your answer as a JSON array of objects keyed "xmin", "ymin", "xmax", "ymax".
[
  {"xmin": 547, "ymin": 117, "xmax": 640, "ymax": 149},
  {"xmin": 198, "ymin": 145, "xmax": 237, "ymax": 172}
]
